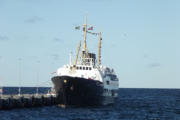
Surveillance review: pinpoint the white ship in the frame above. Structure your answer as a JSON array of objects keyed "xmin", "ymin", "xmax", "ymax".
[{"xmin": 51, "ymin": 17, "xmax": 119, "ymax": 106}]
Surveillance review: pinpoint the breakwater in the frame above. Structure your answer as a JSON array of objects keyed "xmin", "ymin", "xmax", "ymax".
[{"xmin": 0, "ymin": 94, "xmax": 58, "ymax": 110}]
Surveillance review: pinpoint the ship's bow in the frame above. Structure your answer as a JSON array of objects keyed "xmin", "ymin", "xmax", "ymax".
[{"xmin": 51, "ymin": 76, "xmax": 104, "ymax": 106}]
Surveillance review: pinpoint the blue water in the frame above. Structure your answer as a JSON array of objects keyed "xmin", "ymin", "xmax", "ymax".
[{"xmin": 0, "ymin": 87, "xmax": 180, "ymax": 120}]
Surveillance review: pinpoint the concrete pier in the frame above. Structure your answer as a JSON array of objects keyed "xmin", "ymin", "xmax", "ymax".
[{"xmin": 0, "ymin": 94, "xmax": 58, "ymax": 110}]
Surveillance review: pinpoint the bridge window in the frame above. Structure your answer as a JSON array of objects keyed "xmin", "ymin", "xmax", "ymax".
[
  {"xmin": 80, "ymin": 67, "xmax": 82, "ymax": 70},
  {"xmin": 83, "ymin": 67, "xmax": 85, "ymax": 70},
  {"xmin": 86, "ymin": 67, "xmax": 88, "ymax": 70},
  {"xmin": 76, "ymin": 67, "xmax": 79, "ymax": 70},
  {"xmin": 89, "ymin": 67, "xmax": 92, "ymax": 70}
]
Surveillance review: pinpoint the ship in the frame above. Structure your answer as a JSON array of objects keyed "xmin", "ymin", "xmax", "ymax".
[{"xmin": 51, "ymin": 17, "xmax": 119, "ymax": 106}]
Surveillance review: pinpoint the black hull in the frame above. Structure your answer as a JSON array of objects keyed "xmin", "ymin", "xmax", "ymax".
[{"xmin": 51, "ymin": 76, "xmax": 105, "ymax": 106}]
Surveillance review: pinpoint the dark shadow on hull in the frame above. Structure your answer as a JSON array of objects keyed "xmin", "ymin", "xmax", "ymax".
[{"xmin": 52, "ymin": 76, "xmax": 104, "ymax": 106}]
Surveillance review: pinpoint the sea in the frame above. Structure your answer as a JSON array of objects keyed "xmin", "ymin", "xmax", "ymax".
[{"xmin": 0, "ymin": 87, "xmax": 180, "ymax": 120}]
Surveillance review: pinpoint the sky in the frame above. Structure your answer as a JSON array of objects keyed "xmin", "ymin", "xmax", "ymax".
[{"xmin": 0, "ymin": 0, "xmax": 179, "ymax": 88}]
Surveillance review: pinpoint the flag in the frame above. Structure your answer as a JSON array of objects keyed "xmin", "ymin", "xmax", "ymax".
[
  {"xmin": 88, "ymin": 26, "xmax": 93, "ymax": 30},
  {"xmin": 75, "ymin": 26, "xmax": 80, "ymax": 30}
]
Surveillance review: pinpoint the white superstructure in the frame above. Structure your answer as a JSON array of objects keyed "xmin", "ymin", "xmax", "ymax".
[{"xmin": 57, "ymin": 64, "xmax": 119, "ymax": 91}]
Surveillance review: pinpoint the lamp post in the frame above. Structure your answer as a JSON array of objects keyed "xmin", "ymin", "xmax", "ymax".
[
  {"xmin": 36, "ymin": 61, "xmax": 40, "ymax": 96},
  {"xmin": 18, "ymin": 58, "xmax": 22, "ymax": 96}
]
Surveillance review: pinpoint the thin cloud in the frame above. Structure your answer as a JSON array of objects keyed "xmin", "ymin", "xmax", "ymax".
[
  {"xmin": 0, "ymin": 36, "xmax": 9, "ymax": 41},
  {"xmin": 25, "ymin": 16, "xmax": 43, "ymax": 24},
  {"xmin": 148, "ymin": 63, "xmax": 161, "ymax": 68}
]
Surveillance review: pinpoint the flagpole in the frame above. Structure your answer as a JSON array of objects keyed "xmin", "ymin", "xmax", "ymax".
[{"xmin": 18, "ymin": 58, "xmax": 22, "ymax": 96}]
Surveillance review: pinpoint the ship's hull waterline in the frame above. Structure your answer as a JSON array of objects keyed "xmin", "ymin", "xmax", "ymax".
[{"xmin": 52, "ymin": 76, "xmax": 115, "ymax": 106}]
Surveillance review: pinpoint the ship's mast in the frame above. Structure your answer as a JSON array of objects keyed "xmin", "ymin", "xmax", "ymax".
[
  {"xmin": 83, "ymin": 16, "xmax": 87, "ymax": 53},
  {"xmin": 74, "ymin": 41, "xmax": 81, "ymax": 67},
  {"xmin": 98, "ymin": 32, "xmax": 102, "ymax": 69},
  {"xmin": 82, "ymin": 16, "xmax": 88, "ymax": 64},
  {"xmin": 77, "ymin": 16, "xmax": 102, "ymax": 67}
]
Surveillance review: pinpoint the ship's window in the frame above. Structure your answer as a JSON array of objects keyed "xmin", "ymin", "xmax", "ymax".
[
  {"xmin": 106, "ymin": 81, "xmax": 110, "ymax": 85},
  {"xmin": 86, "ymin": 67, "xmax": 88, "ymax": 70},
  {"xmin": 89, "ymin": 67, "xmax": 92, "ymax": 70},
  {"xmin": 83, "ymin": 67, "xmax": 85, "ymax": 70},
  {"xmin": 107, "ymin": 74, "xmax": 118, "ymax": 81},
  {"xmin": 80, "ymin": 67, "xmax": 82, "ymax": 70},
  {"xmin": 76, "ymin": 67, "xmax": 79, "ymax": 70}
]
